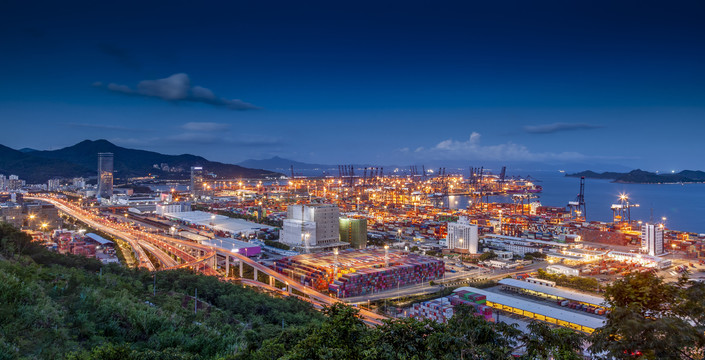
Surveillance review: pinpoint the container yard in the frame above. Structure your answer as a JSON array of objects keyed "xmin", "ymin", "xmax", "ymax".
[
  {"xmin": 273, "ymin": 248, "xmax": 444, "ymax": 297},
  {"xmin": 407, "ymin": 291, "xmax": 493, "ymax": 323}
]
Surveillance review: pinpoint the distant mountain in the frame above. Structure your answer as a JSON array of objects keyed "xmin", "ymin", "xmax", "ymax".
[
  {"xmin": 0, "ymin": 140, "xmax": 283, "ymax": 183},
  {"xmin": 238, "ymin": 156, "xmax": 335, "ymax": 171},
  {"xmin": 17, "ymin": 147, "xmax": 38, "ymax": 153},
  {"xmin": 0, "ymin": 144, "xmax": 93, "ymax": 183},
  {"xmin": 567, "ymin": 169, "xmax": 705, "ymax": 183}
]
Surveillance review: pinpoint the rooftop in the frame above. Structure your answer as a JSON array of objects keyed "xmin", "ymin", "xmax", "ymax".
[{"xmin": 497, "ymin": 278, "xmax": 605, "ymax": 306}]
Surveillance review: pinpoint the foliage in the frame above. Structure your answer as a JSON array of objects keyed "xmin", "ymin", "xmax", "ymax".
[
  {"xmin": 0, "ymin": 222, "xmax": 322, "ymax": 359},
  {"xmin": 478, "ymin": 251, "xmax": 498, "ymax": 261},
  {"xmin": 535, "ymin": 268, "xmax": 600, "ymax": 292},
  {"xmin": 589, "ymin": 271, "xmax": 705, "ymax": 359},
  {"xmin": 264, "ymin": 240, "xmax": 290, "ymax": 250}
]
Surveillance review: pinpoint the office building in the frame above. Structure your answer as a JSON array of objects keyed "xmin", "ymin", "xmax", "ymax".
[
  {"xmin": 190, "ymin": 166, "xmax": 205, "ymax": 197},
  {"xmin": 97, "ymin": 153, "xmax": 114, "ymax": 199},
  {"xmin": 641, "ymin": 223, "xmax": 664, "ymax": 256},
  {"xmin": 281, "ymin": 204, "xmax": 347, "ymax": 252},
  {"xmin": 47, "ymin": 178, "xmax": 60, "ymax": 191},
  {"xmin": 339, "ymin": 217, "xmax": 367, "ymax": 249},
  {"xmin": 446, "ymin": 216, "xmax": 478, "ymax": 253}
]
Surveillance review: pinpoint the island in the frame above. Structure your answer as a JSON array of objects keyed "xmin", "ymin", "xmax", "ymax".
[{"xmin": 566, "ymin": 169, "xmax": 705, "ymax": 184}]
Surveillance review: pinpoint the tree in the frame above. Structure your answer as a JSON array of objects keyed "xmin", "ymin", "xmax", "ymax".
[
  {"xmin": 589, "ymin": 272, "xmax": 705, "ymax": 359},
  {"xmin": 479, "ymin": 251, "xmax": 498, "ymax": 262},
  {"xmin": 285, "ymin": 303, "xmax": 370, "ymax": 360},
  {"xmin": 521, "ymin": 321, "xmax": 585, "ymax": 360}
]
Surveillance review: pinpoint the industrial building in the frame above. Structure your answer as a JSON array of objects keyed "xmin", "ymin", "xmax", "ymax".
[
  {"xmin": 606, "ymin": 251, "xmax": 671, "ymax": 269},
  {"xmin": 281, "ymin": 204, "xmax": 348, "ymax": 252},
  {"xmin": 446, "ymin": 216, "xmax": 478, "ymax": 253},
  {"xmin": 97, "ymin": 152, "xmax": 114, "ymax": 199},
  {"xmin": 641, "ymin": 223, "xmax": 664, "ymax": 256},
  {"xmin": 497, "ymin": 278, "xmax": 606, "ymax": 310},
  {"xmin": 339, "ymin": 217, "xmax": 367, "ymax": 249},
  {"xmin": 546, "ymin": 264, "xmax": 580, "ymax": 276},
  {"xmin": 162, "ymin": 210, "xmax": 275, "ymax": 237},
  {"xmin": 454, "ymin": 287, "xmax": 605, "ymax": 333}
]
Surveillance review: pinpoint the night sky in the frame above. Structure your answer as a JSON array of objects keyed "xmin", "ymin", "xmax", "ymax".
[{"xmin": 1, "ymin": 0, "xmax": 704, "ymax": 170}]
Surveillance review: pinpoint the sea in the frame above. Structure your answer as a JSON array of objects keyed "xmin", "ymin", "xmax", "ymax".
[
  {"xmin": 150, "ymin": 170, "xmax": 705, "ymax": 234},
  {"xmin": 443, "ymin": 170, "xmax": 705, "ymax": 234}
]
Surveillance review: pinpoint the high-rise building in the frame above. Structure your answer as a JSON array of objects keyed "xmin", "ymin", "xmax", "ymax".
[
  {"xmin": 47, "ymin": 178, "xmax": 60, "ymax": 191},
  {"xmin": 641, "ymin": 223, "xmax": 664, "ymax": 256},
  {"xmin": 339, "ymin": 217, "xmax": 367, "ymax": 249},
  {"xmin": 446, "ymin": 216, "xmax": 478, "ymax": 253},
  {"xmin": 97, "ymin": 153, "xmax": 114, "ymax": 199},
  {"xmin": 190, "ymin": 166, "xmax": 205, "ymax": 197},
  {"xmin": 281, "ymin": 204, "xmax": 347, "ymax": 252},
  {"xmin": 0, "ymin": 174, "xmax": 6, "ymax": 190}
]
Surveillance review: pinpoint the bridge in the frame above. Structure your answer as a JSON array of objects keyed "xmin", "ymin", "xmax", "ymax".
[{"xmin": 28, "ymin": 195, "xmax": 386, "ymax": 326}]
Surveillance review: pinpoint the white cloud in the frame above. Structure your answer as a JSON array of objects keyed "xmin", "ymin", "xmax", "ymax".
[{"xmin": 415, "ymin": 132, "xmax": 587, "ymax": 162}]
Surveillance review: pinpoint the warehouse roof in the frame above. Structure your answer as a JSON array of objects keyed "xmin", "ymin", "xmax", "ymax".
[
  {"xmin": 85, "ymin": 233, "xmax": 113, "ymax": 245},
  {"xmin": 498, "ymin": 278, "xmax": 605, "ymax": 306},
  {"xmin": 164, "ymin": 211, "xmax": 275, "ymax": 234},
  {"xmin": 455, "ymin": 286, "xmax": 606, "ymax": 330}
]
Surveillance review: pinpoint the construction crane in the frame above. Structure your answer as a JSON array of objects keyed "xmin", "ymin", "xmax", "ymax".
[
  {"xmin": 611, "ymin": 193, "xmax": 639, "ymax": 224},
  {"xmin": 567, "ymin": 176, "xmax": 587, "ymax": 220}
]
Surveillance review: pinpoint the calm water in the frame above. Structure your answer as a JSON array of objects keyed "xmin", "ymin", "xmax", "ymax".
[{"xmin": 443, "ymin": 170, "xmax": 705, "ymax": 234}]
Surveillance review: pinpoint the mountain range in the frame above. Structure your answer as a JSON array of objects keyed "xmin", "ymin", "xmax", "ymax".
[
  {"xmin": 567, "ymin": 169, "xmax": 705, "ymax": 184},
  {"xmin": 0, "ymin": 140, "xmax": 282, "ymax": 183}
]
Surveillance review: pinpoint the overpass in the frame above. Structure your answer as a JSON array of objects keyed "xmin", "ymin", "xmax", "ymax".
[{"xmin": 29, "ymin": 195, "xmax": 386, "ymax": 326}]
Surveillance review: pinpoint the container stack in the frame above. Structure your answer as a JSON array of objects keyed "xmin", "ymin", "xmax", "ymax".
[
  {"xmin": 449, "ymin": 290, "xmax": 493, "ymax": 321},
  {"xmin": 409, "ymin": 297, "xmax": 454, "ymax": 323},
  {"xmin": 273, "ymin": 248, "xmax": 445, "ymax": 297}
]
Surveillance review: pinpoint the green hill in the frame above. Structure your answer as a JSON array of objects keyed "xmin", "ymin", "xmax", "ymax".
[
  {"xmin": 0, "ymin": 140, "xmax": 283, "ymax": 183},
  {"xmin": 567, "ymin": 169, "xmax": 705, "ymax": 183}
]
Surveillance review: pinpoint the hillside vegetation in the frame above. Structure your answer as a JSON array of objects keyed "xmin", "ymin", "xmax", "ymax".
[{"xmin": 2, "ymin": 222, "xmax": 704, "ymax": 359}]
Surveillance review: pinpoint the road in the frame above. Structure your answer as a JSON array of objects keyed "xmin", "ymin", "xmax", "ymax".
[
  {"xmin": 28, "ymin": 196, "xmax": 157, "ymax": 271},
  {"xmin": 32, "ymin": 195, "xmax": 388, "ymax": 326}
]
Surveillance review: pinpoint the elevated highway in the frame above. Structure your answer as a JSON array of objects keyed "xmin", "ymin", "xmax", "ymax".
[{"xmin": 30, "ymin": 195, "xmax": 387, "ymax": 326}]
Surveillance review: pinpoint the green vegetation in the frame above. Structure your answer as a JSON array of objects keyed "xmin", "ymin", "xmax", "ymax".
[
  {"xmin": 590, "ymin": 272, "xmax": 705, "ymax": 359},
  {"xmin": 0, "ymin": 222, "xmax": 322, "ymax": 359},
  {"xmin": 523, "ymin": 252, "xmax": 546, "ymax": 261},
  {"xmin": 3, "ymin": 220, "xmax": 705, "ymax": 359},
  {"xmin": 264, "ymin": 240, "xmax": 290, "ymax": 251},
  {"xmin": 478, "ymin": 250, "xmax": 498, "ymax": 261},
  {"xmin": 535, "ymin": 268, "xmax": 601, "ymax": 293}
]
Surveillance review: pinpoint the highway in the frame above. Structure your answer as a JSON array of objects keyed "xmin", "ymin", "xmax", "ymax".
[
  {"xmin": 31, "ymin": 195, "xmax": 387, "ymax": 326},
  {"xmin": 27, "ymin": 196, "xmax": 157, "ymax": 271}
]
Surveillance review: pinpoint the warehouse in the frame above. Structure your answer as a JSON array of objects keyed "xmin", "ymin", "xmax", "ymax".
[
  {"xmin": 163, "ymin": 211, "xmax": 275, "ymax": 236},
  {"xmin": 454, "ymin": 287, "xmax": 605, "ymax": 333},
  {"xmin": 497, "ymin": 278, "xmax": 606, "ymax": 310}
]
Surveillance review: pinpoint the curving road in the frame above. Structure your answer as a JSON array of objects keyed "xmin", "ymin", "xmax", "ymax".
[{"xmin": 32, "ymin": 195, "xmax": 387, "ymax": 325}]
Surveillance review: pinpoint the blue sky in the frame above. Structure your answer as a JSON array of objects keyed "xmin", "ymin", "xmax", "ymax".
[{"xmin": 1, "ymin": 0, "xmax": 704, "ymax": 170}]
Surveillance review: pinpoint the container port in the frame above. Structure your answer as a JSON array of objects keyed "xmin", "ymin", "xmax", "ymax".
[{"xmin": 273, "ymin": 248, "xmax": 445, "ymax": 297}]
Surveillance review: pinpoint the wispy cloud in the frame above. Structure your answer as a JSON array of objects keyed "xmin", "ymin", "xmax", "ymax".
[
  {"xmin": 412, "ymin": 132, "xmax": 588, "ymax": 162},
  {"xmin": 523, "ymin": 122, "xmax": 603, "ymax": 134},
  {"xmin": 181, "ymin": 122, "xmax": 230, "ymax": 132},
  {"xmin": 96, "ymin": 73, "xmax": 260, "ymax": 110}
]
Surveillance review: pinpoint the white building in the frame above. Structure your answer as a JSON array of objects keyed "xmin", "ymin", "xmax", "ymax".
[
  {"xmin": 281, "ymin": 204, "xmax": 348, "ymax": 252},
  {"xmin": 446, "ymin": 216, "xmax": 478, "ymax": 253},
  {"xmin": 641, "ymin": 223, "xmax": 664, "ymax": 256},
  {"xmin": 47, "ymin": 178, "xmax": 60, "ymax": 191},
  {"xmin": 546, "ymin": 264, "xmax": 580, "ymax": 277}
]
